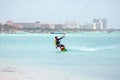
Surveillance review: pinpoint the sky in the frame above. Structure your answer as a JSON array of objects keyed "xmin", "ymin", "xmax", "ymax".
[{"xmin": 0, "ymin": 0, "xmax": 120, "ymax": 28}]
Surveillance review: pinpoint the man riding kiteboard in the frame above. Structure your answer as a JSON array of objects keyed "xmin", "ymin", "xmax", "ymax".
[{"xmin": 54, "ymin": 33, "xmax": 67, "ymax": 51}]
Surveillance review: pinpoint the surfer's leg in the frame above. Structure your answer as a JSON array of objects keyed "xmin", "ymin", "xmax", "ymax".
[{"xmin": 57, "ymin": 44, "xmax": 61, "ymax": 47}]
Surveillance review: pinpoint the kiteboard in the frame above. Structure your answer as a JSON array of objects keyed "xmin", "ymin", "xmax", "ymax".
[
  {"xmin": 60, "ymin": 45, "xmax": 67, "ymax": 52},
  {"xmin": 61, "ymin": 48, "xmax": 67, "ymax": 52}
]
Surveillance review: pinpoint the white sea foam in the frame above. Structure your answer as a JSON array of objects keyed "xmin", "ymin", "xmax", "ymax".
[{"xmin": 68, "ymin": 45, "xmax": 116, "ymax": 52}]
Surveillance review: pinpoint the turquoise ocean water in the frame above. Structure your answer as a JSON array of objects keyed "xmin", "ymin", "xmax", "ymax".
[{"xmin": 0, "ymin": 32, "xmax": 120, "ymax": 80}]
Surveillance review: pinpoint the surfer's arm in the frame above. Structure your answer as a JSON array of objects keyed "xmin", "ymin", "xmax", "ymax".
[
  {"xmin": 62, "ymin": 33, "xmax": 65, "ymax": 38},
  {"xmin": 59, "ymin": 34, "xmax": 65, "ymax": 40},
  {"xmin": 58, "ymin": 37, "xmax": 64, "ymax": 40}
]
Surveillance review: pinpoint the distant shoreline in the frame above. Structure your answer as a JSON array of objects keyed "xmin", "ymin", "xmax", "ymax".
[{"xmin": 0, "ymin": 30, "xmax": 120, "ymax": 34}]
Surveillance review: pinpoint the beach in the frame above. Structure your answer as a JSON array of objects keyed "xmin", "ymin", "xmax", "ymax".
[
  {"xmin": 0, "ymin": 32, "xmax": 120, "ymax": 80},
  {"xmin": 0, "ymin": 66, "xmax": 120, "ymax": 80}
]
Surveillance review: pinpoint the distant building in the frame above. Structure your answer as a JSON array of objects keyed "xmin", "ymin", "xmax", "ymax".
[
  {"xmin": 54, "ymin": 24, "xmax": 64, "ymax": 29},
  {"xmin": 93, "ymin": 18, "xmax": 108, "ymax": 30},
  {"xmin": 40, "ymin": 24, "xmax": 50, "ymax": 29},
  {"xmin": 39, "ymin": 22, "xmax": 54, "ymax": 29},
  {"xmin": 79, "ymin": 22, "xmax": 93, "ymax": 31},
  {"xmin": 49, "ymin": 23, "xmax": 54, "ymax": 29},
  {"xmin": 34, "ymin": 21, "xmax": 41, "ymax": 28},
  {"xmin": 14, "ymin": 23, "xmax": 34, "ymax": 28},
  {"xmin": 6, "ymin": 20, "xmax": 13, "ymax": 25},
  {"xmin": 102, "ymin": 19, "xmax": 108, "ymax": 30},
  {"xmin": 14, "ymin": 22, "xmax": 55, "ymax": 29},
  {"xmin": 93, "ymin": 19, "xmax": 99, "ymax": 23}
]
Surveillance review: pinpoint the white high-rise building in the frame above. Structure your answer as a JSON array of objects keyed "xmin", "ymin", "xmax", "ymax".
[{"xmin": 93, "ymin": 18, "xmax": 108, "ymax": 30}]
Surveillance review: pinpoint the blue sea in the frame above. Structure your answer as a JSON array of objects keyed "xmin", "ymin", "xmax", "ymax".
[{"xmin": 0, "ymin": 32, "xmax": 120, "ymax": 80}]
